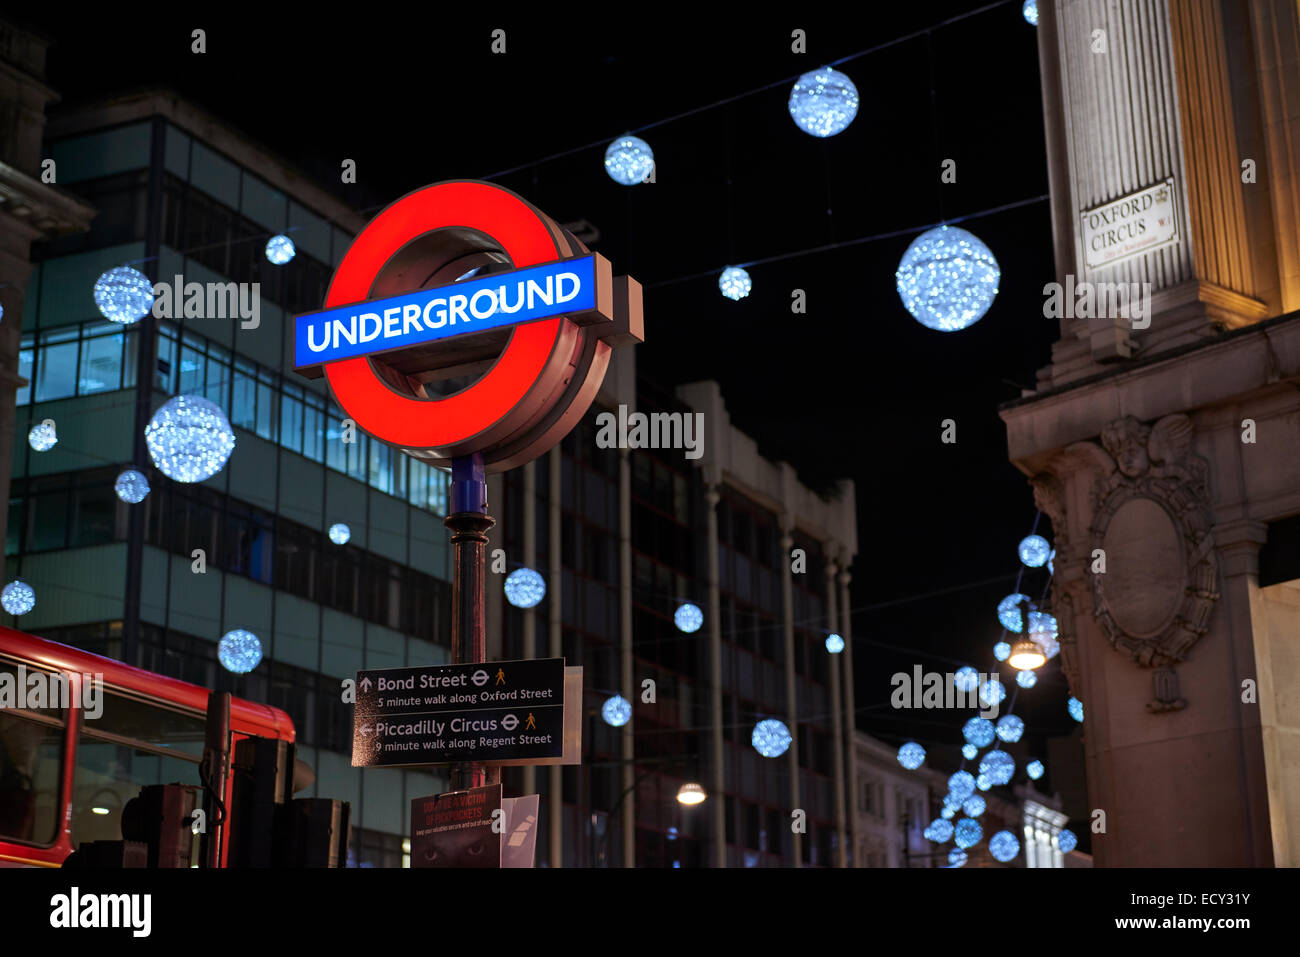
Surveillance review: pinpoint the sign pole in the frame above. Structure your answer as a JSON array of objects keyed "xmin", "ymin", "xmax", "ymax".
[{"xmin": 446, "ymin": 452, "xmax": 495, "ymax": 790}]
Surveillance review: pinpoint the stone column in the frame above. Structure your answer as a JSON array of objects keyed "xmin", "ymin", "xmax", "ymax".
[{"xmin": 779, "ymin": 522, "xmax": 802, "ymax": 867}]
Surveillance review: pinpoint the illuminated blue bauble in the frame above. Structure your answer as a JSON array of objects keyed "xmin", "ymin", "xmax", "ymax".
[
  {"xmin": 924, "ymin": 818, "xmax": 954, "ymax": 844},
  {"xmin": 752, "ymin": 718, "xmax": 792, "ymax": 758},
  {"xmin": 788, "ymin": 66, "xmax": 859, "ymax": 138},
  {"xmin": 602, "ymin": 695, "xmax": 632, "ymax": 727},
  {"xmin": 145, "ymin": 395, "xmax": 235, "ymax": 483},
  {"xmin": 1068, "ymin": 696, "xmax": 1084, "ymax": 722},
  {"xmin": 998, "ymin": 592, "xmax": 1030, "ymax": 632},
  {"xmin": 954, "ymin": 666, "xmax": 980, "ymax": 693},
  {"xmin": 1057, "ymin": 829, "xmax": 1077, "ymax": 853},
  {"xmin": 980, "ymin": 677, "xmax": 1006, "ymax": 708},
  {"xmin": 1016, "ymin": 669, "xmax": 1037, "ymax": 689},
  {"xmin": 328, "ymin": 523, "xmax": 351, "ymax": 545},
  {"xmin": 1028, "ymin": 611, "xmax": 1059, "ymax": 659},
  {"xmin": 943, "ymin": 792, "xmax": 963, "ymax": 813},
  {"xmin": 1, "ymin": 581, "xmax": 35, "ymax": 615},
  {"xmin": 719, "ymin": 266, "xmax": 752, "ymax": 301},
  {"xmin": 1048, "ymin": 548, "xmax": 1056, "ymax": 575},
  {"xmin": 504, "ymin": 567, "xmax": 546, "ymax": 608},
  {"xmin": 979, "ymin": 750, "xmax": 1015, "ymax": 786},
  {"xmin": 114, "ymin": 469, "xmax": 150, "ymax": 504},
  {"xmin": 28, "ymin": 422, "xmax": 57, "ymax": 451},
  {"xmin": 1023, "ymin": 0, "xmax": 1039, "ymax": 26},
  {"xmin": 897, "ymin": 741, "xmax": 926, "ymax": 770},
  {"xmin": 994, "ymin": 641, "xmax": 1011, "ymax": 662},
  {"xmin": 995, "ymin": 715, "xmax": 1024, "ymax": 743},
  {"xmin": 94, "ymin": 266, "xmax": 154, "ymax": 324},
  {"xmin": 962, "ymin": 744, "xmax": 977, "ymax": 760},
  {"xmin": 265, "ymin": 234, "xmax": 296, "ymax": 265},
  {"xmin": 954, "ymin": 818, "xmax": 982, "ymax": 849},
  {"xmin": 948, "ymin": 771, "xmax": 976, "ymax": 802},
  {"xmin": 825, "ymin": 632, "xmax": 844, "ymax": 654},
  {"xmin": 962, "ymin": 795, "xmax": 986, "ymax": 817},
  {"xmin": 990, "ymin": 830, "xmax": 1020, "ymax": 862},
  {"xmin": 1026, "ymin": 759, "xmax": 1045, "ymax": 780},
  {"xmin": 1018, "ymin": 534, "xmax": 1051, "ymax": 567},
  {"xmin": 963, "ymin": 717, "xmax": 995, "ymax": 748},
  {"xmin": 604, "ymin": 135, "xmax": 654, "ymax": 185},
  {"xmin": 896, "ymin": 225, "xmax": 1000, "ymax": 331},
  {"xmin": 675, "ymin": 602, "xmax": 704, "ymax": 633},
  {"xmin": 948, "ymin": 848, "xmax": 967, "ymax": 867},
  {"xmin": 941, "ymin": 807, "xmax": 955, "ymax": 820},
  {"xmin": 218, "ymin": 629, "xmax": 262, "ymax": 673},
  {"xmin": 976, "ymin": 774, "xmax": 993, "ymax": 791}
]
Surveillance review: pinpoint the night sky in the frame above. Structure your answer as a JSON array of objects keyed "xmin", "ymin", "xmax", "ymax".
[{"xmin": 22, "ymin": 3, "xmax": 1075, "ymax": 789}]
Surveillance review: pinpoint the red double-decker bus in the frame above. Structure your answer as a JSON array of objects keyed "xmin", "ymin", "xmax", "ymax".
[{"xmin": 0, "ymin": 625, "xmax": 294, "ymax": 867}]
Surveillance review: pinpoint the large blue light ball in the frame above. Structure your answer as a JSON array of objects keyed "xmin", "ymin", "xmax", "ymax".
[
  {"xmin": 1023, "ymin": 0, "xmax": 1039, "ymax": 26},
  {"xmin": 948, "ymin": 770, "xmax": 976, "ymax": 802},
  {"xmin": 504, "ymin": 567, "xmax": 546, "ymax": 608},
  {"xmin": 995, "ymin": 715, "xmax": 1025, "ymax": 743},
  {"xmin": 1057, "ymin": 829, "xmax": 1077, "ymax": 853},
  {"xmin": 719, "ymin": 266, "xmax": 752, "ymax": 301},
  {"xmin": 998, "ymin": 593, "xmax": 1030, "ymax": 632},
  {"xmin": 328, "ymin": 523, "xmax": 351, "ymax": 545},
  {"xmin": 1026, "ymin": 759, "xmax": 1045, "ymax": 780},
  {"xmin": 788, "ymin": 66, "xmax": 859, "ymax": 138},
  {"xmin": 94, "ymin": 266, "xmax": 154, "ymax": 324},
  {"xmin": 962, "ymin": 795, "xmax": 986, "ymax": 818},
  {"xmin": 265, "ymin": 235, "xmax": 296, "ymax": 265},
  {"xmin": 897, "ymin": 741, "xmax": 926, "ymax": 770},
  {"xmin": 924, "ymin": 819, "xmax": 954, "ymax": 844},
  {"xmin": 979, "ymin": 750, "xmax": 1015, "ymax": 786},
  {"xmin": 895, "ymin": 225, "xmax": 1000, "ymax": 331},
  {"xmin": 604, "ymin": 135, "xmax": 654, "ymax": 185},
  {"xmin": 989, "ymin": 830, "xmax": 1020, "ymax": 862},
  {"xmin": 602, "ymin": 694, "xmax": 632, "ymax": 727},
  {"xmin": 218, "ymin": 629, "xmax": 262, "ymax": 673},
  {"xmin": 28, "ymin": 422, "xmax": 57, "ymax": 452},
  {"xmin": 114, "ymin": 469, "xmax": 150, "ymax": 504},
  {"xmin": 1016, "ymin": 669, "xmax": 1038, "ymax": 689},
  {"xmin": 1068, "ymin": 696, "xmax": 1084, "ymax": 722},
  {"xmin": 1018, "ymin": 534, "xmax": 1051, "ymax": 568},
  {"xmin": 675, "ymin": 602, "xmax": 704, "ymax": 633},
  {"xmin": 1, "ymin": 581, "xmax": 36, "ymax": 616},
  {"xmin": 954, "ymin": 818, "xmax": 982, "ymax": 849},
  {"xmin": 145, "ymin": 395, "xmax": 235, "ymax": 483},
  {"xmin": 954, "ymin": 666, "xmax": 980, "ymax": 693},
  {"xmin": 825, "ymin": 632, "xmax": 844, "ymax": 654},
  {"xmin": 963, "ymin": 717, "xmax": 995, "ymax": 748},
  {"xmin": 752, "ymin": 718, "xmax": 792, "ymax": 758}
]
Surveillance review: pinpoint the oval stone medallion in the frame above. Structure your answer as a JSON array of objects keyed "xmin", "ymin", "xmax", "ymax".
[{"xmin": 1099, "ymin": 496, "xmax": 1184, "ymax": 638}]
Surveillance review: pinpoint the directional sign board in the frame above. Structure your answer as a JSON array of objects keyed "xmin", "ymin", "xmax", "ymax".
[{"xmin": 351, "ymin": 658, "xmax": 565, "ymax": 768}]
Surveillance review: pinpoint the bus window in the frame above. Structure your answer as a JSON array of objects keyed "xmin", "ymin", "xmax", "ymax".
[{"xmin": 0, "ymin": 715, "xmax": 63, "ymax": 847}]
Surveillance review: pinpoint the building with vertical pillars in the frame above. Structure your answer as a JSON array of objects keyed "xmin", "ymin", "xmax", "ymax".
[{"xmin": 1004, "ymin": 0, "xmax": 1300, "ymax": 866}]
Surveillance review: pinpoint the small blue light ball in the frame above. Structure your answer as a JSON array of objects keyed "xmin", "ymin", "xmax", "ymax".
[
  {"xmin": 1023, "ymin": 0, "xmax": 1039, "ymax": 26},
  {"xmin": 604, "ymin": 135, "xmax": 654, "ymax": 185},
  {"xmin": 1, "ymin": 581, "xmax": 36, "ymax": 616},
  {"xmin": 328, "ymin": 523, "xmax": 351, "ymax": 545},
  {"xmin": 941, "ymin": 806, "xmax": 955, "ymax": 820},
  {"xmin": 962, "ymin": 743, "xmax": 978, "ymax": 760},
  {"xmin": 719, "ymin": 266, "xmax": 752, "ymax": 301},
  {"xmin": 998, "ymin": 593, "xmax": 1030, "ymax": 632},
  {"xmin": 218, "ymin": 629, "xmax": 262, "ymax": 673},
  {"xmin": 1019, "ymin": 534, "xmax": 1051, "ymax": 568},
  {"xmin": 948, "ymin": 848, "xmax": 967, "ymax": 867},
  {"xmin": 94, "ymin": 266, "xmax": 154, "ymax": 324},
  {"xmin": 954, "ymin": 818, "xmax": 982, "ymax": 849},
  {"xmin": 752, "ymin": 718, "xmax": 792, "ymax": 758},
  {"xmin": 924, "ymin": 818, "xmax": 954, "ymax": 844},
  {"xmin": 995, "ymin": 714, "xmax": 1025, "ymax": 743},
  {"xmin": 1026, "ymin": 759, "xmax": 1045, "ymax": 780},
  {"xmin": 1068, "ymin": 696, "xmax": 1084, "ymax": 722},
  {"xmin": 962, "ymin": 795, "xmax": 986, "ymax": 817},
  {"xmin": 989, "ymin": 830, "xmax": 1020, "ymax": 862},
  {"xmin": 114, "ymin": 469, "xmax": 151, "ymax": 504},
  {"xmin": 266, "ymin": 234, "xmax": 296, "ymax": 264},
  {"xmin": 948, "ymin": 770, "xmax": 976, "ymax": 802},
  {"xmin": 504, "ymin": 567, "xmax": 546, "ymax": 608},
  {"xmin": 788, "ymin": 66, "xmax": 859, "ymax": 138},
  {"xmin": 979, "ymin": 750, "xmax": 1015, "ymax": 786},
  {"xmin": 896, "ymin": 225, "xmax": 1000, "ymax": 332},
  {"xmin": 954, "ymin": 666, "xmax": 980, "ymax": 693},
  {"xmin": 897, "ymin": 741, "xmax": 926, "ymax": 770},
  {"xmin": 994, "ymin": 641, "xmax": 1011, "ymax": 662},
  {"xmin": 28, "ymin": 422, "xmax": 57, "ymax": 452},
  {"xmin": 825, "ymin": 632, "xmax": 844, "ymax": 654},
  {"xmin": 602, "ymin": 695, "xmax": 632, "ymax": 727},
  {"xmin": 980, "ymin": 677, "xmax": 1006, "ymax": 708},
  {"xmin": 976, "ymin": 774, "xmax": 993, "ymax": 791},
  {"xmin": 963, "ymin": 717, "xmax": 995, "ymax": 748},
  {"xmin": 1016, "ymin": 669, "xmax": 1038, "ymax": 688},
  {"xmin": 675, "ymin": 602, "xmax": 704, "ymax": 633},
  {"xmin": 1057, "ymin": 829, "xmax": 1077, "ymax": 853}
]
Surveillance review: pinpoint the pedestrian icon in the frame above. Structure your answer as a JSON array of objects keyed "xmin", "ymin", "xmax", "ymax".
[
  {"xmin": 496, "ymin": 668, "xmax": 506, "ymax": 686},
  {"xmin": 525, "ymin": 713, "xmax": 536, "ymax": 730}
]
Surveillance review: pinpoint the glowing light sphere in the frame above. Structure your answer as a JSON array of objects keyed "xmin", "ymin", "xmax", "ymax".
[
  {"xmin": 328, "ymin": 523, "xmax": 351, "ymax": 545},
  {"xmin": 1027, "ymin": 759, "xmax": 1045, "ymax": 780},
  {"xmin": 28, "ymin": 422, "xmax": 57, "ymax": 451},
  {"xmin": 265, "ymin": 234, "xmax": 296, "ymax": 265},
  {"xmin": 0, "ymin": 303, "xmax": 4, "ymax": 321},
  {"xmin": 1028, "ymin": 611, "xmax": 1060, "ymax": 659},
  {"xmin": 995, "ymin": 714, "xmax": 1025, "ymax": 743},
  {"xmin": 218, "ymin": 629, "xmax": 262, "ymax": 673},
  {"xmin": 1068, "ymin": 696, "xmax": 1084, "ymax": 722},
  {"xmin": 825, "ymin": 632, "xmax": 844, "ymax": 654},
  {"xmin": 752, "ymin": 718, "xmax": 792, "ymax": 758},
  {"xmin": 963, "ymin": 795, "xmax": 986, "ymax": 818},
  {"xmin": 941, "ymin": 806, "xmax": 955, "ymax": 820},
  {"xmin": 719, "ymin": 266, "xmax": 752, "ymax": 301},
  {"xmin": 114, "ymin": 469, "xmax": 150, "ymax": 504},
  {"xmin": 895, "ymin": 225, "xmax": 1000, "ymax": 332},
  {"xmin": 674, "ymin": 602, "xmax": 704, "ymax": 633},
  {"xmin": 602, "ymin": 694, "xmax": 632, "ymax": 727},
  {"xmin": 954, "ymin": 818, "xmax": 982, "ymax": 849},
  {"xmin": 979, "ymin": 749, "xmax": 1015, "ymax": 786},
  {"xmin": 604, "ymin": 135, "xmax": 654, "ymax": 185},
  {"xmin": 980, "ymin": 677, "xmax": 1006, "ymax": 708},
  {"xmin": 993, "ymin": 641, "xmax": 1011, "ymax": 662},
  {"xmin": 954, "ymin": 665, "xmax": 980, "ymax": 693},
  {"xmin": 1057, "ymin": 829, "xmax": 1078, "ymax": 853},
  {"xmin": 962, "ymin": 717, "xmax": 995, "ymax": 748},
  {"xmin": 948, "ymin": 848, "xmax": 967, "ymax": 867},
  {"xmin": 1048, "ymin": 548, "xmax": 1056, "ymax": 575},
  {"xmin": 93, "ymin": 266, "xmax": 154, "ymax": 324},
  {"xmin": 1023, "ymin": 0, "xmax": 1039, "ymax": 26},
  {"xmin": 1018, "ymin": 534, "xmax": 1051, "ymax": 568},
  {"xmin": 504, "ymin": 567, "xmax": 546, "ymax": 608},
  {"xmin": 788, "ymin": 66, "xmax": 859, "ymax": 138},
  {"xmin": 1016, "ymin": 669, "xmax": 1038, "ymax": 689},
  {"xmin": 145, "ymin": 395, "xmax": 235, "ymax": 483},
  {"xmin": 948, "ymin": 770, "xmax": 976, "ymax": 802},
  {"xmin": 962, "ymin": 744, "xmax": 978, "ymax": 760},
  {"xmin": 924, "ymin": 819, "xmax": 954, "ymax": 844},
  {"xmin": 976, "ymin": 774, "xmax": 993, "ymax": 791},
  {"xmin": 1, "ymin": 581, "xmax": 36, "ymax": 615},
  {"xmin": 989, "ymin": 830, "xmax": 1020, "ymax": 862},
  {"xmin": 998, "ymin": 592, "xmax": 1030, "ymax": 632},
  {"xmin": 897, "ymin": 741, "xmax": 926, "ymax": 770}
]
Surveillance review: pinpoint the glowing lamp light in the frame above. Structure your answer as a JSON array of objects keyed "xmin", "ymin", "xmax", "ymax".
[
  {"xmin": 1028, "ymin": 611, "xmax": 1060, "ymax": 659},
  {"xmin": 948, "ymin": 848, "xmax": 967, "ymax": 867},
  {"xmin": 962, "ymin": 717, "xmax": 995, "ymax": 748},
  {"xmin": 328, "ymin": 523, "xmax": 351, "ymax": 545},
  {"xmin": 897, "ymin": 741, "xmax": 926, "ymax": 770},
  {"xmin": 114, "ymin": 469, "xmax": 150, "ymax": 504},
  {"xmin": 1018, "ymin": 534, "xmax": 1051, "ymax": 568},
  {"xmin": 28, "ymin": 422, "xmax": 57, "ymax": 452},
  {"xmin": 91, "ymin": 807, "xmax": 110, "ymax": 816},
  {"xmin": 93, "ymin": 266, "xmax": 154, "ymax": 324},
  {"xmin": 1026, "ymin": 759, "xmax": 1045, "ymax": 780},
  {"xmin": 998, "ymin": 593, "xmax": 1030, "ymax": 632},
  {"xmin": 602, "ymin": 694, "xmax": 632, "ymax": 728},
  {"xmin": 218, "ymin": 629, "xmax": 262, "ymax": 673},
  {"xmin": 676, "ymin": 783, "xmax": 707, "ymax": 805},
  {"xmin": 954, "ymin": 818, "xmax": 982, "ymax": 849},
  {"xmin": 1068, "ymin": 696, "xmax": 1084, "ymax": 722},
  {"xmin": 788, "ymin": 66, "xmax": 859, "ymax": 138},
  {"xmin": 993, "ymin": 641, "xmax": 1011, "ymax": 662},
  {"xmin": 825, "ymin": 632, "xmax": 844, "ymax": 654},
  {"xmin": 1057, "ymin": 829, "xmax": 1078, "ymax": 853},
  {"xmin": 719, "ymin": 266, "xmax": 752, "ymax": 301},
  {"xmin": 962, "ymin": 795, "xmax": 986, "ymax": 818},
  {"xmin": 990, "ymin": 830, "xmax": 1021, "ymax": 862},
  {"xmin": 979, "ymin": 750, "xmax": 1015, "ymax": 786},
  {"xmin": 1008, "ymin": 639, "xmax": 1046, "ymax": 671},
  {"xmin": 752, "ymin": 718, "xmax": 792, "ymax": 758},
  {"xmin": 924, "ymin": 819, "xmax": 954, "ymax": 844},
  {"xmin": 948, "ymin": 770, "xmax": 976, "ymax": 802},
  {"xmin": 504, "ymin": 567, "xmax": 546, "ymax": 608},
  {"xmin": 1, "ymin": 581, "xmax": 36, "ymax": 616},
  {"xmin": 895, "ymin": 225, "xmax": 1000, "ymax": 331},
  {"xmin": 1016, "ymin": 669, "xmax": 1038, "ymax": 688},
  {"xmin": 954, "ymin": 665, "xmax": 980, "ymax": 692},
  {"xmin": 995, "ymin": 715, "xmax": 1025, "ymax": 743},
  {"xmin": 145, "ymin": 395, "xmax": 235, "ymax": 483},
  {"xmin": 266, "ymin": 235, "xmax": 296, "ymax": 264},
  {"xmin": 1023, "ymin": 0, "xmax": 1039, "ymax": 26},
  {"xmin": 604, "ymin": 135, "xmax": 655, "ymax": 185},
  {"xmin": 674, "ymin": 602, "xmax": 704, "ymax": 633}
]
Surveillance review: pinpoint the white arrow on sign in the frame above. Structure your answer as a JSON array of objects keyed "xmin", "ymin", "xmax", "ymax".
[
  {"xmin": 501, "ymin": 714, "xmax": 518, "ymax": 732},
  {"xmin": 472, "ymin": 670, "xmax": 489, "ymax": 687},
  {"xmin": 360, "ymin": 725, "xmax": 373, "ymax": 736},
  {"xmin": 360, "ymin": 676, "xmax": 373, "ymax": 691}
]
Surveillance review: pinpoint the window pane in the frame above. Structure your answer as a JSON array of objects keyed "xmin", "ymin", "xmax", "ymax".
[
  {"xmin": 280, "ymin": 394, "xmax": 303, "ymax": 453},
  {"xmin": 178, "ymin": 345, "xmax": 204, "ymax": 394},
  {"xmin": 71, "ymin": 737, "xmax": 200, "ymax": 853},
  {"xmin": 302, "ymin": 403, "xmax": 323, "ymax": 462},
  {"xmin": 78, "ymin": 332, "xmax": 124, "ymax": 394},
  {"xmin": 231, "ymin": 367, "xmax": 256, "ymax": 431},
  {"xmin": 0, "ymin": 713, "xmax": 64, "ymax": 845},
  {"xmin": 348, "ymin": 434, "xmax": 367, "ymax": 483},
  {"xmin": 29, "ymin": 491, "xmax": 69, "ymax": 550},
  {"xmin": 369, "ymin": 440, "xmax": 390, "ymax": 493},
  {"xmin": 34, "ymin": 341, "xmax": 79, "ymax": 402},
  {"xmin": 122, "ymin": 330, "xmax": 139, "ymax": 389},
  {"xmin": 16, "ymin": 349, "xmax": 32, "ymax": 406},
  {"xmin": 205, "ymin": 355, "xmax": 228, "ymax": 408},
  {"xmin": 71, "ymin": 485, "xmax": 117, "ymax": 547},
  {"xmin": 409, "ymin": 459, "xmax": 428, "ymax": 509},
  {"xmin": 255, "ymin": 381, "xmax": 277, "ymax": 441},
  {"xmin": 326, "ymin": 415, "xmax": 347, "ymax": 472},
  {"xmin": 155, "ymin": 331, "xmax": 176, "ymax": 391}
]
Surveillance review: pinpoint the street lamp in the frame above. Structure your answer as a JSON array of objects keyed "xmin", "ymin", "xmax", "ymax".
[
  {"xmin": 1007, "ymin": 639, "xmax": 1046, "ymax": 670},
  {"xmin": 676, "ymin": 783, "xmax": 707, "ymax": 806}
]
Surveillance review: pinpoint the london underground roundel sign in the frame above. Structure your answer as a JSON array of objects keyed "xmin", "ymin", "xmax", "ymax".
[{"xmin": 294, "ymin": 180, "xmax": 643, "ymax": 471}]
